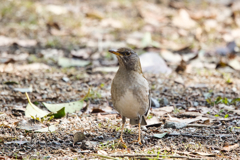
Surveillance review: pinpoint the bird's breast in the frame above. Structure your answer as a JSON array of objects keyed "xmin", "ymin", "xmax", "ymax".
[
  {"xmin": 112, "ymin": 72, "xmax": 149, "ymax": 119},
  {"xmin": 115, "ymin": 90, "xmax": 146, "ymax": 118}
]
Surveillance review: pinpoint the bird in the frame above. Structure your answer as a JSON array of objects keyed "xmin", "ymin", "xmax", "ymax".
[{"xmin": 109, "ymin": 48, "xmax": 150, "ymax": 145}]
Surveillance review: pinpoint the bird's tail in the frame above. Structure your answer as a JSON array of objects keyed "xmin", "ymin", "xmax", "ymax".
[{"xmin": 130, "ymin": 116, "xmax": 147, "ymax": 125}]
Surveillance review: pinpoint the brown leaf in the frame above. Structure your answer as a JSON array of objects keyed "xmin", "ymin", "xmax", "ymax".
[
  {"xmin": 222, "ymin": 144, "xmax": 239, "ymax": 152},
  {"xmin": 91, "ymin": 108, "xmax": 105, "ymax": 113},
  {"xmin": 86, "ymin": 11, "xmax": 104, "ymax": 20},
  {"xmin": 172, "ymin": 9, "xmax": 197, "ymax": 29},
  {"xmin": 151, "ymin": 106, "xmax": 174, "ymax": 116},
  {"xmin": 175, "ymin": 59, "xmax": 187, "ymax": 73}
]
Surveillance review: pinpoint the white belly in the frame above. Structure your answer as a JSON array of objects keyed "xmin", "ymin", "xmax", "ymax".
[{"xmin": 115, "ymin": 90, "xmax": 147, "ymax": 118}]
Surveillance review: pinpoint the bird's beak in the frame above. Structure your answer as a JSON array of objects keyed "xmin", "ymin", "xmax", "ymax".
[{"xmin": 109, "ymin": 49, "xmax": 121, "ymax": 56}]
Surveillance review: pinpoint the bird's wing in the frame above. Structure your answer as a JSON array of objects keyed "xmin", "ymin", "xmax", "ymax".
[{"xmin": 145, "ymin": 90, "xmax": 151, "ymax": 116}]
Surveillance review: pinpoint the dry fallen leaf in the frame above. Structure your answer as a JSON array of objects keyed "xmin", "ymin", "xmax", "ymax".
[
  {"xmin": 172, "ymin": 9, "xmax": 197, "ymax": 29},
  {"xmin": 222, "ymin": 144, "xmax": 239, "ymax": 152},
  {"xmin": 151, "ymin": 106, "xmax": 174, "ymax": 116}
]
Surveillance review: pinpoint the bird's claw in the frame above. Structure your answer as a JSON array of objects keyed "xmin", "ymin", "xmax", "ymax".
[
  {"xmin": 131, "ymin": 139, "xmax": 142, "ymax": 145},
  {"xmin": 118, "ymin": 137, "xmax": 127, "ymax": 148},
  {"xmin": 119, "ymin": 137, "xmax": 126, "ymax": 144}
]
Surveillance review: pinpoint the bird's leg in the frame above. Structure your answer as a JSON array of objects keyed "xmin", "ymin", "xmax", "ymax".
[
  {"xmin": 131, "ymin": 117, "xmax": 142, "ymax": 145},
  {"xmin": 137, "ymin": 116, "xmax": 142, "ymax": 145},
  {"xmin": 119, "ymin": 116, "xmax": 126, "ymax": 144},
  {"xmin": 137, "ymin": 122, "xmax": 142, "ymax": 145}
]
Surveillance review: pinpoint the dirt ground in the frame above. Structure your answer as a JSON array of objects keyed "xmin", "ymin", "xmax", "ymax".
[{"xmin": 1, "ymin": 0, "xmax": 240, "ymax": 159}]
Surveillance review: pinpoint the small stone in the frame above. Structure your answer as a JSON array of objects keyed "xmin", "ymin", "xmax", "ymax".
[
  {"xmin": 31, "ymin": 155, "xmax": 37, "ymax": 159},
  {"xmin": 151, "ymin": 98, "xmax": 160, "ymax": 108},
  {"xmin": 43, "ymin": 156, "xmax": 51, "ymax": 159},
  {"xmin": 52, "ymin": 141, "xmax": 61, "ymax": 145},
  {"xmin": 62, "ymin": 77, "xmax": 69, "ymax": 82},
  {"xmin": 47, "ymin": 142, "xmax": 52, "ymax": 145},
  {"xmin": 73, "ymin": 132, "xmax": 85, "ymax": 144},
  {"xmin": 81, "ymin": 140, "xmax": 93, "ymax": 150},
  {"xmin": 97, "ymin": 150, "xmax": 107, "ymax": 155},
  {"xmin": 39, "ymin": 141, "xmax": 46, "ymax": 145},
  {"xmin": 193, "ymin": 102, "xmax": 199, "ymax": 107},
  {"xmin": 160, "ymin": 97, "xmax": 169, "ymax": 106},
  {"xmin": 96, "ymin": 135, "xmax": 104, "ymax": 140},
  {"xmin": 76, "ymin": 142, "xmax": 82, "ymax": 145},
  {"xmin": 237, "ymin": 120, "xmax": 240, "ymax": 127},
  {"xmin": 164, "ymin": 121, "xmax": 187, "ymax": 129},
  {"xmin": 141, "ymin": 126, "xmax": 147, "ymax": 131}
]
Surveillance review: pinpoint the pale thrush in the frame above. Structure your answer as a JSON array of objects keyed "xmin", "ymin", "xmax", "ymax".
[{"xmin": 109, "ymin": 48, "xmax": 150, "ymax": 145}]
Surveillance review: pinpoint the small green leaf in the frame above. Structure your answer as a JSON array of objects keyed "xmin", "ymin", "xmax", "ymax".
[
  {"xmin": 222, "ymin": 98, "xmax": 229, "ymax": 105},
  {"xmin": 100, "ymin": 83, "xmax": 105, "ymax": 88},
  {"xmin": 36, "ymin": 117, "xmax": 40, "ymax": 122},
  {"xmin": 224, "ymin": 114, "xmax": 229, "ymax": 118},
  {"xmin": 147, "ymin": 114, "xmax": 153, "ymax": 119},
  {"xmin": 48, "ymin": 115, "xmax": 54, "ymax": 121},
  {"xmin": 214, "ymin": 114, "xmax": 219, "ymax": 117},
  {"xmin": 52, "ymin": 107, "xmax": 65, "ymax": 118},
  {"xmin": 33, "ymin": 101, "xmax": 39, "ymax": 105},
  {"xmin": 206, "ymin": 98, "xmax": 214, "ymax": 106},
  {"xmin": 215, "ymin": 97, "xmax": 222, "ymax": 104},
  {"xmin": 231, "ymin": 98, "xmax": 240, "ymax": 105}
]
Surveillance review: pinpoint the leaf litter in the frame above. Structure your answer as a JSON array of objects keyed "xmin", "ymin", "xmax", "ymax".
[{"xmin": 1, "ymin": 0, "xmax": 240, "ymax": 159}]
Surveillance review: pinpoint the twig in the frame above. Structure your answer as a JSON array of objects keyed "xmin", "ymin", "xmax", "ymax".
[
  {"xmin": 186, "ymin": 124, "xmax": 211, "ymax": 127},
  {"xmin": 93, "ymin": 154, "xmax": 117, "ymax": 160},
  {"xmin": 167, "ymin": 133, "xmax": 210, "ymax": 138},
  {"xmin": 167, "ymin": 133, "xmax": 234, "ymax": 139},
  {"xmin": 109, "ymin": 154, "xmax": 197, "ymax": 159}
]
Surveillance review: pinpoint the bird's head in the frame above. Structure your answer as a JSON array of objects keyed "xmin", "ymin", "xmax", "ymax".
[{"xmin": 109, "ymin": 48, "xmax": 142, "ymax": 73}]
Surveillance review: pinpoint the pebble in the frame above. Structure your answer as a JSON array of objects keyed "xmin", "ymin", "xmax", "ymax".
[
  {"xmin": 81, "ymin": 140, "xmax": 93, "ymax": 150},
  {"xmin": 96, "ymin": 135, "xmax": 104, "ymax": 140},
  {"xmin": 151, "ymin": 98, "xmax": 160, "ymax": 108},
  {"xmin": 43, "ymin": 156, "xmax": 51, "ymax": 159},
  {"xmin": 31, "ymin": 155, "xmax": 37, "ymax": 159},
  {"xmin": 52, "ymin": 141, "xmax": 61, "ymax": 145},
  {"xmin": 193, "ymin": 102, "xmax": 199, "ymax": 107},
  {"xmin": 39, "ymin": 141, "xmax": 46, "ymax": 145},
  {"xmin": 236, "ymin": 120, "xmax": 240, "ymax": 127},
  {"xmin": 164, "ymin": 121, "xmax": 187, "ymax": 129},
  {"xmin": 47, "ymin": 142, "xmax": 52, "ymax": 145},
  {"xmin": 160, "ymin": 97, "xmax": 169, "ymax": 106},
  {"xmin": 141, "ymin": 126, "xmax": 147, "ymax": 131}
]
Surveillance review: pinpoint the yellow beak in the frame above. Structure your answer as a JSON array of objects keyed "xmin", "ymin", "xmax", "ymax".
[{"xmin": 109, "ymin": 49, "xmax": 121, "ymax": 56}]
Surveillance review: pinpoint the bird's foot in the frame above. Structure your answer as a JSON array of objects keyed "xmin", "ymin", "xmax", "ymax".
[
  {"xmin": 131, "ymin": 138, "xmax": 142, "ymax": 145},
  {"xmin": 118, "ymin": 137, "xmax": 127, "ymax": 148},
  {"xmin": 119, "ymin": 137, "xmax": 125, "ymax": 144}
]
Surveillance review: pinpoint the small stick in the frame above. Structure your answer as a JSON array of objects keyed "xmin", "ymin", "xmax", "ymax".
[
  {"xmin": 186, "ymin": 124, "xmax": 211, "ymax": 127},
  {"xmin": 93, "ymin": 154, "xmax": 117, "ymax": 160},
  {"xmin": 110, "ymin": 154, "xmax": 189, "ymax": 159}
]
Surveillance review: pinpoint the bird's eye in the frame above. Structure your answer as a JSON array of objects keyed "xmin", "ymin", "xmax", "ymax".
[{"xmin": 126, "ymin": 52, "xmax": 130, "ymax": 56}]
